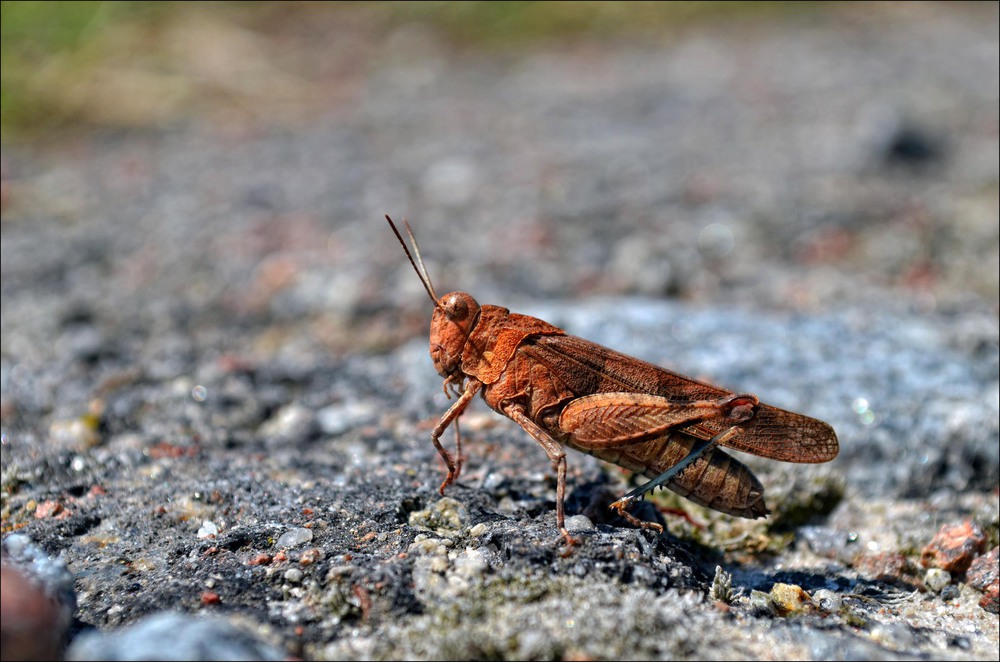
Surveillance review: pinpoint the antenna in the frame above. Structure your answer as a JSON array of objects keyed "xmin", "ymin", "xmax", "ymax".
[{"xmin": 386, "ymin": 215, "xmax": 440, "ymax": 306}]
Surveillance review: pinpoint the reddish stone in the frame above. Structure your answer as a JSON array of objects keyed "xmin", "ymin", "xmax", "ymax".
[
  {"xmin": 299, "ymin": 548, "xmax": 323, "ymax": 565},
  {"xmin": 966, "ymin": 547, "xmax": 999, "ymax": 591},
  {"xmin": 0, "ymin": 565, "xmax": 66, "ymax": 660},
  {"xmin": 977, "ymin": 582, "xmax": 998, "ymax": 613},
  {"xmin": 149, "ymin": 442, "xmax": 198, "ymax": 458},
  {"xmin": 246, "ymin": 554, "xmax": 273, "ymax": 566},
  {"xmin": 920, "ymin": 521, "xmax": 986, "ymax": 574},
  {"xmin": 967, "ymin": 547, "xmax": 1000, "ymax": 614},
  {"xmin": 33, "ymin": 500, "xmax": 70, "ymax": 520}
]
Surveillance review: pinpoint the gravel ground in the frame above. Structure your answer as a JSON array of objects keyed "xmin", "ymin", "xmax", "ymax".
[{"xmin": 2, "ymin": 3, "xmax": 998, "ymax": 660}]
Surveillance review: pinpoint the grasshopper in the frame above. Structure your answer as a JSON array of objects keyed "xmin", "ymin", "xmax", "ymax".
[{"xmin": 388, "ymin": 216, "xmax": 839, "ymax": 545}]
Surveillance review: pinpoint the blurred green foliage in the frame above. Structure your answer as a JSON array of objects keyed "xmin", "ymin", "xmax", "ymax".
[
  {"xmin": 380, "ymin": 0, "xmax": 808, "ymax": 44},
  {"xmin": 1, "ymin": 1, "xmax": 817, "ymax": 138},
  {"xmin": 1, "ymin": 1, "xmax": 169, "ymax": 135}
]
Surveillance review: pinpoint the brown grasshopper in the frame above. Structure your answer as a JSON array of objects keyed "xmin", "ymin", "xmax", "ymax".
[{"xmin": 387, "ymin": 216, "xmax": 839, "ymax": 545}]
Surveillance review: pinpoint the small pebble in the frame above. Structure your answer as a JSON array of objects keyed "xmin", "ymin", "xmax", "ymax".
[
  {"xmin": 966, "ymin": 547, "xmax": 998, "ymax": 591},
  {"xmin": 770, "ymin": 583, "xmax": 812, "ymax": 615},
  {"xmin": 276, "ymin": 527, "xmax": 313, "ymax": 548},
  {"xmin": 196, "ymin": 521, "xmax": 219, "ymax": 539},
  {"xmin": 811, "ymin": 589, "xmax": 842, "ymax": 613},
  {"xmin": 467, "ymin": 523, "xmax": 490, "ymax": 538},
  {"xmin": 924, "ymin": 568, "xmax": 951, "ymax": 593},
  {"xmin": 259, "ymin": 404, "xmax": 316, "ymax": 441},
  {"xmin": 966, "ymin": 547, "xmax": 999, "ymax": 613},
  {"xmin": 920, "ymin": 521, "xmax": 986, "ymax": 573},
  {"xmin": 564, "ymin": 514, "xmax": 595, "ymax": 533}
]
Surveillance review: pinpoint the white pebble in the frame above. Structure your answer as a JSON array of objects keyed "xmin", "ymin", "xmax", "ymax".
[{"xmin": 276, "ymin": 527, "xmax": 313, "ymax": 548}]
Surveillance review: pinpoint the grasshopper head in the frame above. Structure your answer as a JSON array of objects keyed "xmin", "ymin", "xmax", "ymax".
[
  {"xmin": 430, "ymin": 291, "xmax": 481, "ymax": 378},
  {"xmin": 384, "ymin": 217, "xmax": 481, "ymax": 380}
]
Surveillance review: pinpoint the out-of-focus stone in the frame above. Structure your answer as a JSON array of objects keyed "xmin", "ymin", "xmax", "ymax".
[
  {"xmin": 564, "ymin": 514, "xmax": 595, "ymax": 533},
  {"xmin": 276, "ymin": 527, "xmax": 313, "ymax": 548},
  {"xmin": 967, "ymin": 546, "xmax": 999, "ymax": 614},
  {"xmin": 65, "ymin": 612, "xmax": 284, "ymax": 661},
  {"xmin": 810, "ymin": 589, "xmax": 842, "ymax": 613},
  {"xmin": 1, "ymin": 565, "xmax": 67, "ymax": 661},
  {"xmin": 1, "ymin": 535, "xmax": 77, "ymax": 661},
  {"xmin": 966, "ymin": 546, "xmax": 998, "ymax": 590},
  {"xmin": 770, "ymin": 583, "xmax": 813, "ymax": 615},
  {"xmin": 260, "ymin": 403, "xmax": 316, "ymax": 441},
  {"xmin": 919, "ymin": 521, "xmax": 986, "ymax": 573},
  {"xmin": 978, "ymin": 582, "xmax": 999, "ymax": 614},
  {"xmin": 923, "ymin": 568, "xmax": 951, "ymax": 593}
]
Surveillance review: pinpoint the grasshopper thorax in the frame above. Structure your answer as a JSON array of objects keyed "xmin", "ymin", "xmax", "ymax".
[{"xmin": 430, "ymin": 291, "xmax": 481, "ymax": 378}]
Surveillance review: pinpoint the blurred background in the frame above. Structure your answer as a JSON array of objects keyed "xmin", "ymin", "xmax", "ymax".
[{"xmin": 3, "ymin": 2, "xmax": 997, "ymax": 361}]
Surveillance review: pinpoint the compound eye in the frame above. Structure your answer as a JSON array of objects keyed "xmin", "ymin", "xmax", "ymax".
[{"xmin": 444, "ymin": 294, "xmax": 469, "ymax": 321}]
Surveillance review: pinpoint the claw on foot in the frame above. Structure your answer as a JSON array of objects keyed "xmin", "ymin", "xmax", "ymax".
[
  {"xmin": 609, "ymin": 496, "xmax": 665, "ymax": 533},
  {"xmin": 437, "ymin": 465, "xmax": 458, "ymax": 495},
  {"xmin": 559, "ymin": 528, "xmax": 581, "ymax": 555}
]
